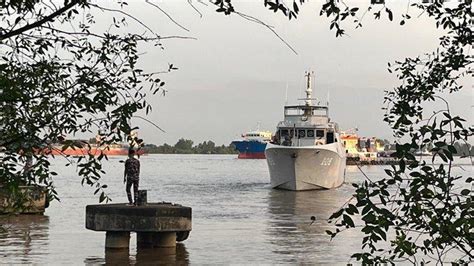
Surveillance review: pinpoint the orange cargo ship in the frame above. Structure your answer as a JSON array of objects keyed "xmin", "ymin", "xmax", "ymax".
[
  {"xmin": 40, "ymin": 132, "xmax": 145, "ymax": 156},
  {"xmin": 44, "ymin": 144, "xmax": 144, "ymax": 156}
]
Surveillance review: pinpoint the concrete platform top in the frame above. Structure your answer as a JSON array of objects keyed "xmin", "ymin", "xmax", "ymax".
[
  {"xmin": 86, "ymin": 203, "xmax": 191, "ymax": 218},
  {"xmin": 86, "ymin": 202, "xmax": 192, "ymax": 232}
]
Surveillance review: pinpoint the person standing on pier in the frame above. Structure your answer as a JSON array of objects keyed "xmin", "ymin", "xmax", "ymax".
[{"xmin": 124, "ymin": 149, "xmax": 140, "ymax": 206}]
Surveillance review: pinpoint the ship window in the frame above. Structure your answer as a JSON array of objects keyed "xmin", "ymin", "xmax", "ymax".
[
  {"xmin": 316, "ymin": 130, "xmax": 324, "ymax": 138},
  {"xmin": 327, "ymin": 132, "xmax": 334, "ymax": 144},
  {"xmin": 280, "ymin": 130, "xmax": 289, "ymax": 137},
  {"xmin": 289, "ymin": 129, "xmax": 294, "ymax": 137},
  {"xmin": 298, "ymin": 129, "xmax": 306, "ymax": 138},
  {"xmin": 307, "ymin": 130, "xmax": 314, "ymax": 137}
]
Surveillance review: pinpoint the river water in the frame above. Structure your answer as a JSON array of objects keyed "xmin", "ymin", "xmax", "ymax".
[{"xmin": 0, "ymin": 154, "xmax": 470, "ymax": 264}]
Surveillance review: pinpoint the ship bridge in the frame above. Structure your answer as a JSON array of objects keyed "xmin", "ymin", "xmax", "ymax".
[{"xmin": 283, "ymin": 104, "xmax": 329, "ymax": 125}]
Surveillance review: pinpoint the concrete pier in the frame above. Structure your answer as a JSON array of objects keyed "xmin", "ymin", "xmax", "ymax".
[
  {"xmin": 86, "ymin": 202, "xmax": 192, "ymax": 249},
  {"xmin": 0, "ymin": 185, "xmax": 48, "ymax": 214}
]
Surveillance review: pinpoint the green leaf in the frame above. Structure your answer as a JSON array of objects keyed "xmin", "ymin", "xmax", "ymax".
[
  {"xmin": 409, "ymin": 171, "xmax": 421, "ymax": 177},
  {"xmin": 385, "ymin": 8, "xmax": 393, "ymax": 21},
  {"xmin": 99, "ymin": 192, "xmax": 106, "ymax": 203},
  {"xmin": 346, "ymin": 204, "xmax": 359, "ymax": 215},
  {"xmin": 343, "ymin": 214, "xmax": 355, "ymax": 227},
  {"xmin": 329, "ymin": 208, "xmax": 344, "ymax": 219}
]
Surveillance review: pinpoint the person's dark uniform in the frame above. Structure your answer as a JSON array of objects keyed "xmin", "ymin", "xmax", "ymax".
[
  {"xmin": 124, "ymin": 150, "xmax": 140, "ymax": 205},
  {"xmin": 282, "ymin": 135, "xmax": 292, "ymax": 146}
]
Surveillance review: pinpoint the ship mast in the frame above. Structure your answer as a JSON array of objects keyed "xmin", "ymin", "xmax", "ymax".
[{"xmin": 305, "ymin": 71, "xmax": 313, "ymax": 106}]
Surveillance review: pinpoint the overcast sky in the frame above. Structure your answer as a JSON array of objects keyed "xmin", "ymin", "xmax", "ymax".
[{"xmin": 96, "ymin": 0, "xmax": 472, "ymax": 145}]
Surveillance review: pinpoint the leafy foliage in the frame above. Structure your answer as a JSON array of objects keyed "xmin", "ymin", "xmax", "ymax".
[
  {"xmin": 0, "ymin": 1, "xmax": 170, "ymax": 204},
  {"xmin": 214, "ymin": 0, "xmax": 472, "ymax": 263},
  {"xmin": 327, "ymin": 2, "xmax": 472, "ymax": 264}
]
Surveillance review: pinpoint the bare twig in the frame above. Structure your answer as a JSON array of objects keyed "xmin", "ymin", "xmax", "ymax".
[
  {"xmin": 188, "ymin": 0, "xmax": 203, "ymax": 18},
  {"xmin": 145, "ymin": 0, "xmax": 190, "ymax": 32},
  {"xmin": 89, "ymin": 3, "xmax": 159, "ymax": 38},
  {"xmin": 132, "ymin": 115, "xmax": 166, "ymax": 133},
  {"xmin": 356, "ymin": 164, "xmax": 375, "ymax": 183},
  {"xmin": 235, "ymin": 11, "xmax": 297, "ymax": 55}
]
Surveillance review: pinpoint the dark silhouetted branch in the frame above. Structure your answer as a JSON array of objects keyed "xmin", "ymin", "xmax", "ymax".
[{"xmin": 0, "ymin": 0, "xmax": 79, "ymax": 41}]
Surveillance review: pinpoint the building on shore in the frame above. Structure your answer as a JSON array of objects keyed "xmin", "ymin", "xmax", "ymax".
[{"xmin": 340, "ymin": 131, "xmax": 388, "ymax": 162}]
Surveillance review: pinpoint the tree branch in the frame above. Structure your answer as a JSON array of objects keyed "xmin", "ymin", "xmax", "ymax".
[
  {"xmin": 0, "ymin": 0, "xmax": 79, "ymax": 41},
  {"xmin": 145, "ymin": 0, "xmax": 190, "ymax": 32}
]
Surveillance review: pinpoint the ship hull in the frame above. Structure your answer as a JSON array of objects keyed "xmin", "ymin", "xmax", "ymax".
[
  {"xmin": 237, "ymin": 152, "xmax": 266, "ymax": 159},
  {"xmin": 265, "ymin": 143, "xmax": 346, "ymax": 190},
  {"xmin": 232, "ymin": 140, "xmax": 267, "ymax": 159},
  {"xmin": 42, "ymin": 147, "xmax": 145, "ymax": 156}
]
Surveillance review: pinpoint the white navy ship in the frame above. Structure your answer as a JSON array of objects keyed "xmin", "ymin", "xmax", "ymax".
[{"xmin": 265, "ymin": 71, "xmax": 346, "ymax": 191}]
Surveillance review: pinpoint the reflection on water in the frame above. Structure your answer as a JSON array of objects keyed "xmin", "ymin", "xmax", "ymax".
[
  {"xmin": 3, "ymin": 155, "xmax": 467, "ymax": 264},
  {"xmin": 135, "ymin": 244, "xmax": 189, "ymax": 265},
  {"xmin": 84, "ymin": 243, "xmax": 189, "ymax": 265},
  {"xmin": 0, "ymin": 215, "xmax": 49, "ymax": 264},
  {"xmin": 265, "ymin": 189, "xmax": 361, "ymax": 263}
]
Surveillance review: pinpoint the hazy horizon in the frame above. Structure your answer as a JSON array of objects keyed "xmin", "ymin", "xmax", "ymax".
[{"xmin": 73, "ymin": 1, "xmax": 472, "ymax": 146}]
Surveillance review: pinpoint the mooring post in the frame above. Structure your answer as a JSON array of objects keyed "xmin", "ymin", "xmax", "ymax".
[{"xmin": 137, "ymin": 190, "xmax": 147, "ymax": 206}]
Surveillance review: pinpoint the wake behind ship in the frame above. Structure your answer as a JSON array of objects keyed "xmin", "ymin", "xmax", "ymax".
[{"xmin": 265, "ymin": 71, "xmax": 346, "ymax": 191}]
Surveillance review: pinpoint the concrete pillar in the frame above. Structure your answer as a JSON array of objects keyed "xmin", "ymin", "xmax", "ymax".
[
  {"xmin": 153, "ymin": 232, "xmax": 176, "ymax": 248},
  {"xmin": 137, "ymin": 190, "xmax": 147, "ymax": 206},
  {"xmin": 176, "ymin": 231, "xmax": 190, "ymax": 242},
  {"xmin": 137, "ymin": 232, "xmax": 154, "ymax": 248},
  {"xmin": 105, "ymin": 231, "xmax": 130, "ymax": 249},
  {"xmin": 105, "ymin": 249, "xmax": 130, "ymax": 264},
  {"xmin": 137, "ymin": 232, "xmax": 176, "ymax": 248}
]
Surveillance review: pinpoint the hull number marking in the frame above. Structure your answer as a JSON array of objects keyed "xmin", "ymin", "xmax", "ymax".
[{"xmin": 320, "ymin": 157, "xmax": 333, "ymax": 166}]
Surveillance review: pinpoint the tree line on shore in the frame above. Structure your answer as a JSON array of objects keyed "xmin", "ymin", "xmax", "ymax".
[{"xmin": 143, "ymin": 138, "xmax": 237, "ymax": 154}]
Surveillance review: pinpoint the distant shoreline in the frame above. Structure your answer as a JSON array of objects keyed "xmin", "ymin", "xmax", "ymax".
[
  {"xmin": 144, "ymin": 150, "xmax": 238, "ymax": 155},
  {"xmin": 143, "ymin": 138, "xmax": 237, "ymax": 155}
]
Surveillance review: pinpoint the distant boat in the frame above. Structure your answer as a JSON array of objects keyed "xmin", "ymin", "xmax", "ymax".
[
  {"xmin": 39, "ymin": 132, "xmax": 145, "ymax": 156},
  {"xmin": 265, "ymin": 71, "xmax": 346, "ymax": 191},
  {"xmin": 231, "ymin": 131, "xmax": 272, "ymax": 159},
  {"xmin": 43, "ymin": 142, "xmax": 145, "ymax": 156}
]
